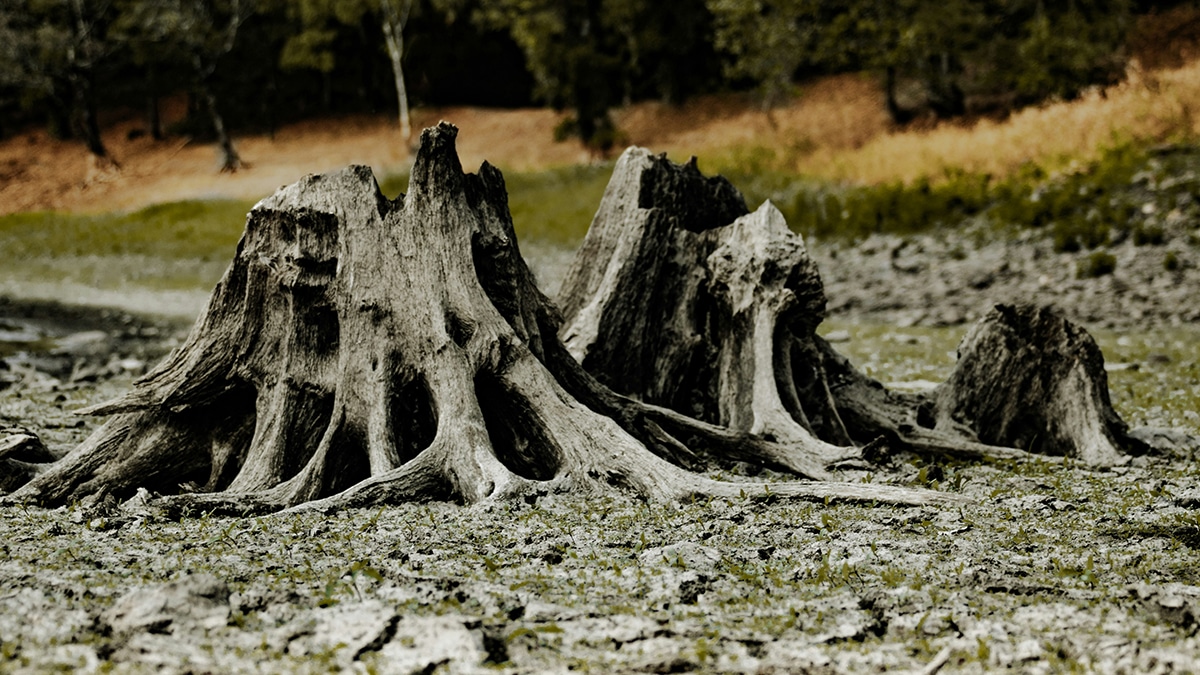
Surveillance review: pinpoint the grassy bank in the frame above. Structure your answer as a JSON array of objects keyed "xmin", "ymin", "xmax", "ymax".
[
  {"xmin": 0, "ymin": 166, "xmax": 610, "ymax": 299},
  {"xmin": 705, "ymin": 59, "xmax": 1200, "ymax": 186},
  {"xmin": 728, "ymin": 141, "xmax": 1200, "ymax": 251},
  {"xmin": 0, "ymin": 200, "xmax": 254, "ymax": 262},
  {"xmin": 6, "ymin": 139, "xmax": 1198, "ymax": 263},
  {"xmin": 0, "ymin": 165, "xmax": 610, "ymax": 261},
  {"xmin": 2, "ymin": 141, "xmax": 1196, "ymax": 306}
]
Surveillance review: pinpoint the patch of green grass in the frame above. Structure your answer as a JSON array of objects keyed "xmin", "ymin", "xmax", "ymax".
[
  {"xmin": 0, "ymin": 163, "xmax": 610, "ymax": 272},
  {"xmin": 376, "ymin": 172, "xmax": 409, "ymax": 200},
  {"xmin": 1077, "ymin": 250, "xmax": 1118, "ymax": 278},
  {"xmin": 378, "ymin": 163, "xmax": 612, "ymax": 247},
  {"xmin": 1093, "ymin": 328, "xmax": 1200, "ymax": 433},
  {"xmin": 0, "ymin": 200, "xmax": 254, "ymax": 261},
  {"xmin": 718, "ymin": 141, "xmax": 1200, "ymax": 247},
  {"xmin": 0, "ymin": 165, "xmax": 612, "ymax": 294},
  {"xmin": 503, "ymin": 164, "xmax": 613, "ymax": 245},
  {"xmin": 819, "ymin": 321, "xmax": 960, "ymax": 384}
]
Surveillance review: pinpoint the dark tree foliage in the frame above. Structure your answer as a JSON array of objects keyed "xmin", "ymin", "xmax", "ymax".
[
  {"xmin": 476, "ymin": 0, "xmax": 627, "ymax": 149},
  {"xmin": 0, "ymin": 0, "xmax": 1160, "ymax": 149},
  {"xmin": 0, "ymin": 0, "xmax": 118, "ymax": 160},
  {"xmin": 707, "ymin": 0, "xmax": 1133, "ymax": 120},
  {"xmin": 405, "ymin": 18, "xmax": 534, "ymax": 108}
]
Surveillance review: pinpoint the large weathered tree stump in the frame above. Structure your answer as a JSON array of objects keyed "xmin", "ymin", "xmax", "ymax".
[
  {"xmin": 558, "ymin": 155, "xmax": 857, "ymax": 473},
  {"xmin": 2, "ymin": 123, "xmax": 966, "ymax": 514},
  {"xmin": 559, "ymin": 148, "xmax": 1146, "ymax": 469}
]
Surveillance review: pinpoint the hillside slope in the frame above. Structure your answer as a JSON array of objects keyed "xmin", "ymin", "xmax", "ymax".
[{"xmin": 8, "ymin": 55, "xmax": 1200, "ymax": 218}]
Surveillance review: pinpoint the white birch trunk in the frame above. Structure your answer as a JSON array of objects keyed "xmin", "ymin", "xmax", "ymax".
[{"xmin": 380, "ymin": 0, "xmax": 412, "ymax": 141}]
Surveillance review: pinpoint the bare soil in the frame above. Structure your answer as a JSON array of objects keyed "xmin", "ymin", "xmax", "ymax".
[
  {"xmin": 0, "ymin": 105, "xmax": 563, "ymax": 214},
  {"xmin": 2, "ymin": 306, "xmax": 1199, "ymax": 673}
]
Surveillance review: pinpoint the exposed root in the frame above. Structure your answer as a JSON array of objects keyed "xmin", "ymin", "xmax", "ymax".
[{"xmin": 815, "ymin": 336, "xmax": 1053, "ymax": 464}]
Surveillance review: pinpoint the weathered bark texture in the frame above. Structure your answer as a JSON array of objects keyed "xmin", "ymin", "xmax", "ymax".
[
  {"xmin": 560, "ymin": 148, "xmax": 1143, "ymax": 469},
  {"xmin": 931, "ymin": 304, "xmax": 1147, "ymax": 465},
  {"xmin": 558, "ymin": 155, "xmax": 857, "ymax": 473},
  {"xmin": 2, "ymin": 123, "xmax": 961, "ymax": 514},
  {"xmin": 0, "ymin": 428, "xmax": 57, "ymax": 494}
]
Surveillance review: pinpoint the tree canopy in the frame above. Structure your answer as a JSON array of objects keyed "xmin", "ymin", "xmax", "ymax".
[{"xmin": 0, "ymin": 0, "xmax": 1171, "ymax": 150}]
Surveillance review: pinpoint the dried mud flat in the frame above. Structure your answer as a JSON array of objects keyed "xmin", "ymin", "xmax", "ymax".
[
  {"xmin": 813, "ymin": 228, "xmax": 1200, "ymax": 332},
  {"xmin": 3, "ymin": 297, "xmax": 1200, "ymax": 673}
]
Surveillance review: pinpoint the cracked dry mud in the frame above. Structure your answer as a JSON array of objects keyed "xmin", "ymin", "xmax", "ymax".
[{"xmin": 2, "ymin": 301, "xmax": 1200, "ymax": 673}]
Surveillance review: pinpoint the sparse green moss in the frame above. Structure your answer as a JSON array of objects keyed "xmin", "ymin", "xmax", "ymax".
[
  {"xmin": 1133, "ymin": 223, "xmax": 1166, "ymax": 246},
  {"xmin": 1077, "ymin": 250, "xmax": 1118, "ymax": 278}
]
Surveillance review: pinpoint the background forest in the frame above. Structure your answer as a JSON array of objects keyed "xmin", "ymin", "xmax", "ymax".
[{"xmin": 0, "ymin": 0, "xmax": 1180, "ymax": 167}]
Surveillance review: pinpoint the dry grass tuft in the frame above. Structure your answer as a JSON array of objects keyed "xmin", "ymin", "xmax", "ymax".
[{"xmin": 616, "ymin": 74, "xmax": 891, "ymax": 165}]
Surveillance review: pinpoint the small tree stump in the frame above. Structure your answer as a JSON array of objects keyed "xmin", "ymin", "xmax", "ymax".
[
  {"xmin": 932, "ymin": 303, "xmax": 1145, "ymax": 466},
  {"xmin": 1, "ymin": 427, "xmax": 58, "ymax": 494}
]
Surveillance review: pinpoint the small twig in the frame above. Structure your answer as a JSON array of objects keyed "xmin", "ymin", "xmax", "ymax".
[{"xmin": 919, "ymin": 646, "xmax": 953, "ymax": 675}]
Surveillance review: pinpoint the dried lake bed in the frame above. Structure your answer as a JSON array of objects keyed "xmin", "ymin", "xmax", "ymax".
[{"xmin": 2, "ymin": 300, "xmax": 1200, "ymax": 673}]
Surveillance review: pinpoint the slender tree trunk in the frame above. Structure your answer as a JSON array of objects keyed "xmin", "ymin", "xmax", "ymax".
[
  {"xmin": 47, "ymin": 92, "xmax": 74, "ymax": 141},
  {"xmin": 622, "ymin": 30, "xmax": 637, "ymax": 107},
  {"xmin": 380, "ymin": 0, "xmax": 412, "ymax": 141},
  {"xmin": 200, "ymin": 83, "xmax": 241, "ymax": 173},
  {"xmin": 146, "ymin": 66, "xmax": 163, "ymax": 140},
  {"xmin": 146, "ymin": 94, "xmax": 162, "ymax": 141},
  {"xmin": 72, "ymin": 73, "xmax": 110, "ymax": 161},
  {"xmin": 184, "ymin": 0, "xmax": 249, "ymax": 171},
  {"xmin": 924, "ymin": 53, "xmax": 965, "ymax": 119},
  {"xmin": 65, "ymin": 0, "xmax": 115, "ymax": 167},
  {"xmin": 883, "ymin": 66, "xmax": 917, "ymax": 125},
  {"xmin": 70, "ymin": 72, "xmax": 120, "ymax": 178},
  {"xmin": 264, "ymin": 72, "xmax": 277, "ymax": 140},
  {"xmin": 191, "ymin": 47, "xmax": 242, "ymax": 174}
]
